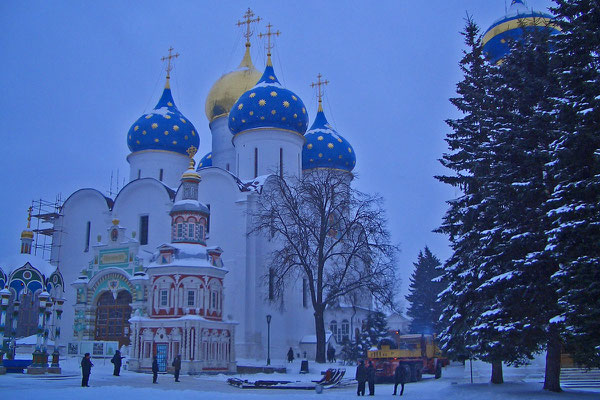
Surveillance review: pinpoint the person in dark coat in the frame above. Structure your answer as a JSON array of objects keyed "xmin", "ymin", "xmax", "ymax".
[
  {"xmin": 152, "ymin": 356, "xmax": 159, "ymax": 384},
  {"xmin": 287, "ymin": 347, "xmax": 294, "ymax": 363},
  {"xmin": 172, "ymin": 354, "xmax": 181, "ymax": 382},
  {"xmin": 81, "ymin": 353, "xmax": 93, "ymax": 387},
  {"xmin": 327, "ymin": 345, "xmax": 333, "ymax": 363},
  {"xmin": 111, "ymin": 350, "xmax": 124, "ymax": 376},
  {"xmin": 367, "ymin": 361, "xmax": 376, "ymax": 396},
  {"xmin": 393, "ymin": 363, "xmax": 407, "ymax": 396},
  {"xmin": 355, "ymin": 360, "xmax": 367, "ymax": 396}
]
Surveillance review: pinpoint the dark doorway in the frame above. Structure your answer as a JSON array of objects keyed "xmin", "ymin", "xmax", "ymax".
[{"xmin": 95, "ymin": 291, "xmax": 132, "ymax": 347}]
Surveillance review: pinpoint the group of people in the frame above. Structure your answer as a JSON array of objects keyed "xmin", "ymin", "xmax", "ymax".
[
  {"xmin": 80, "ymin": 351, "xmax": 182, "ymax": 387},
  {"xmin": 355, "ymin": 360, "xmax": 407, "ymax": 396}
]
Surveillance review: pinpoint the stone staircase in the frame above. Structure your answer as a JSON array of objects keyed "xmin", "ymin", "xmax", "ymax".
[{"xmin": 560, "ymin": 368, "xmax": 600, "ymax": 388}]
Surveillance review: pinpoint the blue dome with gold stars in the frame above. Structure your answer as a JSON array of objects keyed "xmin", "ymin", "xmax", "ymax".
[
  {"xmin": 228, "ymin": 63, "xmax": 309, "ymax": 136},
  {"xmin": 482, "ymin": 0, "xmax": 560, "ymax": 64},
  {"xmin": 196, "ymin": 152, "xmax": 212, "ymax": 170},
  {"xmin": 128, "ymin": 81, "xmax": 200, "ymax": 155},
  {"xmin": 303, "ymin": 108, "xmax": 355, "ymax": 172}
]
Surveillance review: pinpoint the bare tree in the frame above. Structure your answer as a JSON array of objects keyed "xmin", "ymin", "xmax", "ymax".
[{"xmin": 251, "ymin": 169, "xmax": 398, "ymax": 363}]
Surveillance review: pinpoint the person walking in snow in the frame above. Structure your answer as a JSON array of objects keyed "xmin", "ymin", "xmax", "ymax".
[
  {"xmin": 81, "ymin": 353, "xmax": 93, "ymax": 387},
  {"xmin": 367, "ymin": 361, "xmax": 376, "ymax": 395},
  {"xmin": 172, "ymin": 354, "xmax": 181, "ymax": 382},
  {"xmin": 355, "ymin": 360, "xmax": 367, "ymax": 396},
  {"xmin": 111, "ymin": 350, "xmax": 124, "ymax": 376},
  {"xmin": 393, "ymin": 363, "xmax": 407, "ymax": 396},
  {"xmin": 152, "ymin": 355, "xmax": 159, "ymax": 384},
  {"xmin": 287, "ymin": 347, "xmax": 294, "ymax": 363}
]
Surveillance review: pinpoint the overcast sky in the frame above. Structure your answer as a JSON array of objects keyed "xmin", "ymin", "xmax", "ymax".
[{"xmin": 0, "ymin": 0, "xmax": 554, "ymax": 305}]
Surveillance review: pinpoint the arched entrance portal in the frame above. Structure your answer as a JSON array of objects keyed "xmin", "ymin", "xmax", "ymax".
[{"xmin": 95, "ymin": 291, "xmax": 132, "ymax": 347}]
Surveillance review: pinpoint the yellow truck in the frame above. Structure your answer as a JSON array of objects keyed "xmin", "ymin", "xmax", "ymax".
[{"xmin": 367, "ymin": 334, "xmax": 449, "ymax": 382}]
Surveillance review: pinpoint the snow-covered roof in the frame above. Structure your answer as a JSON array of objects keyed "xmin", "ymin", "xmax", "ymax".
[
  {"xmin": 0, "ymin": 253, "xmax": 57, "ymax": 277},
  {"xmin": 16, "ymin": 334, "xmax": 55, "ymax": 346},
  {"xmin": 300, "ymin": 331, "xmax": 335, "ymax": 344}
]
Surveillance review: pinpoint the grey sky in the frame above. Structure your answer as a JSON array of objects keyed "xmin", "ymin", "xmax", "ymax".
[{"xmin": 0, "ymin": 0, "xmax": 553, "ymax": 305}]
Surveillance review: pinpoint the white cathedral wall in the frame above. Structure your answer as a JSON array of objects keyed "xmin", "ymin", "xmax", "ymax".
[
  {"xmin": 208, "ymin": 116, "xmax": 236, "ymax": 174},
  {"xmin": 111, "ymin": 179, "xmax": 174, "ymax": 254},
  {"xmin": 233, "ymin": 129, "xmax": 305, "ymax": 180},
  {"xmin": 51, "ymin": 189, "xmax": 112, "ymax": 343},
  {"xmin": 126, "ymin": 150, "xmax": 189, "ymax": 188},
  {"xmin": 195, "ymin": 169, "xmax": 254, "ymax": 357}
]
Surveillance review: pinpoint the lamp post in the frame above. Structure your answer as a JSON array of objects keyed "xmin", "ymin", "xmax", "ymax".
[{"xmin": 266, "ymin": 315, "xmax": 272, "ymax": 366}]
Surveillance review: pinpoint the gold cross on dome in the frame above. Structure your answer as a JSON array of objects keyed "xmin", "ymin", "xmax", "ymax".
[
  {"xmin": 161, "ymin": 47, "xmax": 180, "ymax": 79},
  {"xmin": 237, "ymin": 8, "xmax": 261, "ymax": 46},
  {"xmin": 26, "ymin": 206, "xmax": 33, "ymax": 228},
  {"xmin": 258, "ymin": 23, "xmax": 280, "ymax": 57},
  {"xmin": 186, "ymin": 145, "xmax": 198, "ymax": 159},
  {"xmin": 311, "ymin": 73, "xmax": 329, "ymax": 108}
]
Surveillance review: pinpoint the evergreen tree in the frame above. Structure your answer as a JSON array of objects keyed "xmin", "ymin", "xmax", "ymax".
[
  {"xmin": 405, "ymin": 246, "xmax": 443, "ymax": 334},
  {"xmin": 463, "ymin": 25, "xmax": 561, "ymax": 387},
  {"xmin": 436, "ymin": 17, "xmax": 498, "ymax": 373},
  {"xmin": 546, "ymin": 0, "xmax": 600, "ymax": 373},
  {"xmin": 362, "ymin": 311, "xmax": 389, "ymax": 349}
]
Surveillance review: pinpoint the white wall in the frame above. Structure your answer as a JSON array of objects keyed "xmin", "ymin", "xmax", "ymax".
[
  {"xmin": 233, "ymin": 129, "xmax": 305, "ymax": 180},
  {"xmin": 127, "ymin": 150, "xmax": 189, "ymax": 188}
]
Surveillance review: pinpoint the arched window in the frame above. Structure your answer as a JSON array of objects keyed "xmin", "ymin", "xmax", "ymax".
[
  {"xmin": 330, "ymin": 320, "xmax": 339, "ymax": 343},
  {"xmin": 341, "ymin": 320, "xmax": 350, "ymax": 342}
]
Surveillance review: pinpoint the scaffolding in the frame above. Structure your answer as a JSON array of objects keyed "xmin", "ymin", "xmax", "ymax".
[{"xmin": 30, "ymin": 194, "xmax": 63, "ymax": 264}]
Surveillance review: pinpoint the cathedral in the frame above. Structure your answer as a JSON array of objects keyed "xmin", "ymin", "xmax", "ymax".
[{"xmin": 8, "ymin": 9, "xmax": 372, "ymax": 370}]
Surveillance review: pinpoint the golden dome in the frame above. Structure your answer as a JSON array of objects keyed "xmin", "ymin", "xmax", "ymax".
[
  {"xmin": 205, "ymin": 45, "xmax": 262, "ymax": 122},
  {"xmin": 21, "ymin": 230, "xmax": 34, "ymax": 239}
]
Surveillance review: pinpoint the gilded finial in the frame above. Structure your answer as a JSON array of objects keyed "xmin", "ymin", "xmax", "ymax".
[
  {"xmin": 258, "ymin": 23, "xmax": 280, "ymax": 66},
  {"xmin": 186, "ymin": 146, "xmax": 198, "ymax": 168},
  {"xmin": 26, "ymin": 206, "xmax": 33, "ymax": 229},
  {"xmin": 310, "ymin": 73, "xmax": 329, "ymax": 112},
  {"xmin": 237, "ymin": 8, "xmax": 261, "ymax": 47},
  {"xmin": 161, "ymin": 46, "xmax": 180, "ymax": 86},
  {"xmin": 112, "ymin": 218, "xmax": 119, "ymax": 226}
]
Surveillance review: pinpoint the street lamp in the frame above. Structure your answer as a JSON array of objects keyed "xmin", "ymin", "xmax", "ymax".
[{"xmin": 266, "ymin": 314, "xmax": 272, "ymax": 366}]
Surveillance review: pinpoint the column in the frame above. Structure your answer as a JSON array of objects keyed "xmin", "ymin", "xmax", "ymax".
[{"xmin": 0, "ymin": 288, "xmax": 10, "ymax": 374}]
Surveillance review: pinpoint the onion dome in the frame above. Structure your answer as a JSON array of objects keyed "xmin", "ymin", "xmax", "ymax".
[
  {"xmin": 127, "ymin": 79, "xmax": 200, "ymax": 155},
  {"xmin": 303, "ymin": 107, "xmax": 355, "ymax": 172},
  {"xmin": 205, "ymin": 46, "xmax": 262, "ymax": 122},
  {"xmin": 482, "ymin": 0, "xmax": 560, "ymax": 64},
  {"xmin": 228, "ymin": 61, "xmax": 309, "ymax": 136},
  {"xmin": 196, "ymin": 152, "xmax": 213, "ymax": 170}
]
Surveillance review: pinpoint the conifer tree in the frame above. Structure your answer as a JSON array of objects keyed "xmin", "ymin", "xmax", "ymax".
[
  {"xmin": 463, "ymin": 25, "xmax": 561, "ymax": 387},
  {"xmin": 362, "ymin": 311, "xmax": 389, "ymax": 349},
  {"xmin": 436, "ymin": 17, "xmax": 498, "ymax": 374},
  {"xmin": 405, "ymin": 246, "xmax": 443, "ymax": 334},
  {"xmin": 545, "ymin": 0, "xmax": 600, "ymax": 374}
]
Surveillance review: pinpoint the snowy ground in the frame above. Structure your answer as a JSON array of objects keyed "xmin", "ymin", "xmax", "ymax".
[{"xmin": 1, "ymin": 354, "xmax": 598, "ymax": 399}]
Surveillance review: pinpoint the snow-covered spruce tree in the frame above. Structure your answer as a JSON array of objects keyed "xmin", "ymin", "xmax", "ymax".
[
  {"xmin": 362, "ymin": 311, "xmax": 389, "ymax": 349},
  {"xmin": 436, "ymin": 17, "xmax": 500, "ymax": 379},
  {"xmin": 545, "ymin": 0, "xmax": 600, "ymax": 375},
  {"xmin": 465, "ymin": 25, "xmax": 562, "ymax": 388},
  {"xmin": 406, "ymin": 246, "xmax": 444, "ymax": 335}
]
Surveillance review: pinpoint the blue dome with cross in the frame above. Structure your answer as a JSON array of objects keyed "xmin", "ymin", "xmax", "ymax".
[
  {"xmin": 482, "ymin": 0, "xmax": 560, "ymax": 64},
  {"xmin": 303, "ymin": 108, "xmax": 355, "ymax": 172},
  {"xmin": 127, "ymin": 80, "xmax": 200, "ymax": 155},
  {"xmin": 228, "ymin": 62, "xmax": 309, "ymax": 136}
]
